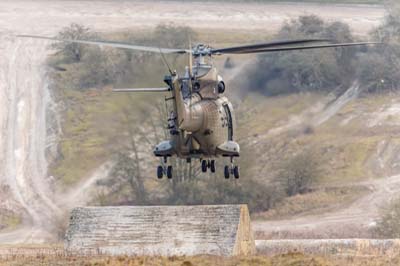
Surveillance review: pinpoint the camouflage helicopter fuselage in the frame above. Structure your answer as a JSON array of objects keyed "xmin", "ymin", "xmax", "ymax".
[{"xmin": 154, "ymin": 65, "xmax": 240, "ymax": 161}]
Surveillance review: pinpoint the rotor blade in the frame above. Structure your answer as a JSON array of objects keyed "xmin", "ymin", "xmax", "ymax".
[
  {"xmin": 113, "ymin": 88, "xmax": 170, "ymax": 92},
  {"xmin": 211, "ymin": 39, "xmax": 331, "ymax": 54},
  {"xmin": 17, "ymin": 35, "xmax": 189, "ymax": 54},
  {"xmin": 222, "ymin": 42, "xmax": 382, "ymax": 54}
]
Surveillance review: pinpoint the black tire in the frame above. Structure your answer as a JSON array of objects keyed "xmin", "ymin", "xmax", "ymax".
[
  {"xmin": 157, "ymin": 166, "xmax": 163, "ymax": 179},
  {"xmin": 210, "ymin": 160, "xmax": 216, "ymax": 173},
  {"xmin": 201, "ymin": 160, "xmax": 208, "ymax": 173},
  {"xmin": 233, "ymin": 166, "xmax": 240, "ymax": 179},
  {"xmin": 167, "ymin": 165, "xmax": 173, "ymax": 179},
  {"xmin": 224, "ymin": 166, "xmax": 230, "ymax": 179}
]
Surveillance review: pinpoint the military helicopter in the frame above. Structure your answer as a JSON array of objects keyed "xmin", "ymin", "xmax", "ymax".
[{"xmin": 18, "ymin": 34, "xmax": 379, "ymax": 179}]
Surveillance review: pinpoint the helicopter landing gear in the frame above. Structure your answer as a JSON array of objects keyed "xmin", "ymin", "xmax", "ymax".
[
  {"xmin": 224, "ymin": 165, "xmax": 230, "ymax": 179},
  {"xmin": 233, "ymin": 165, "xmax": 240, "ymax": 179},
  {"xmin": 201, "ymin": 159, "xmax": 216, "ymax": 173},
  {"xmin": 201, "ymin": 160, "xmax": 208, "ymax": 172},
  {"xmin": 224, "ymin": 157, "xmax": 239, "ymax": 179},
  {"xmin": 157, "ymin": 157, "xmax": 173, "ymax": 179},
  {"xmin": 157, "ymin": 165, "xmax": 163, "ymax": 179},
  {"xmin": 167, "ymin": 165, "xmax": 173, "ymax": 179},
  {"xmin": 210, "ymin": 160, "xmax": 216, "ymax": 173}
]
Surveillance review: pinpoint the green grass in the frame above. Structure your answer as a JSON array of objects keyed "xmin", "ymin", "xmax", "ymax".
[{"xmin": 49, "ymin": 87, "xmax": 160, "ymax": 186}]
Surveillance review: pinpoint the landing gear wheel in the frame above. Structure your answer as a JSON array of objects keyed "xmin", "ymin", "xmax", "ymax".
[
  {"xmin": 233, "ymin": 165, "xmax": 240, "ymax": 179},
  {"xmin": 210, "ymin": 160, "xmax": 216, "ymax": 173},
  {"xmin": 201, "ymin": 160, "xmax": 208, "ymax": 173},
  {"xmin": 167, "ymin": 165, "xmax": 173, "ymax": 179},
  {"xmin": 157, "ymin": 166, "xmax": 163, "ymax": 179},
  {"xmin": 224, "ymin": 165, "xmax": 230, "ymax": 179}
]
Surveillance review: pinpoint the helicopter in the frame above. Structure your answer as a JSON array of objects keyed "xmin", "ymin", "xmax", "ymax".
[{"xmin": 18, "ymin": 34, "xmax": 379, "ymax": 179}]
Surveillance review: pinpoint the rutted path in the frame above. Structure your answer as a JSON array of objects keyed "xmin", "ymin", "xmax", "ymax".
[{"xmin": 0, "ymin": 36, "xmax": 61, "ymax": 243}]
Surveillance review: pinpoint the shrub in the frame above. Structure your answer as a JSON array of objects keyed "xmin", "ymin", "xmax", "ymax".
[
  {"xmin": 375, "ymin": 197, "xmax": 400, "ymax": 238},
  {"xmin": 276, "ymin": 150, "xmax": 320, "ymax": 197},
  {"xmin": 356, "ymin": 1, "xmax": 400, "ymax": 93}
]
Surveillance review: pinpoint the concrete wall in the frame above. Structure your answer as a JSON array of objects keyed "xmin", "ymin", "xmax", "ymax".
[
  {"xmin": 65, "ymin": 205, "xmax": 255, "ymax": 256},
  {"xmin": 256, "ymin": 239, "xmax": 400, "ymax": 257}
]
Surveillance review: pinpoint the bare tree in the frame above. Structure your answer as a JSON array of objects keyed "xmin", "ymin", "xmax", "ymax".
[{"xmin": 52, "ymin": 23, "xmax": 94, "ymax": 62}]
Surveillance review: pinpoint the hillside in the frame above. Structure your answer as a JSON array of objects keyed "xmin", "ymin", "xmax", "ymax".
[{"xmin": 0, "ymin": 0, "xmax": 394, "ymax": 243}]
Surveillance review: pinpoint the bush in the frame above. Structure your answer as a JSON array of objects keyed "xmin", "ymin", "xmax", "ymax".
[
  {"xmin": 276, "ymin": 150, "xmax": 320, "ymax": 197},
  {"xmin": 356, "ymin": 1, "xmax": 400, "ymax": 93},
  {"xmin": 375, "ymin": 197, "xmax": 400, "ymax": 238}
]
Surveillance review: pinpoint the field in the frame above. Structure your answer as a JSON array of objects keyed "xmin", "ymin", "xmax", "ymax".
[{"xmin": 0, "ymin": 251, "xmax": 400, "ymax": 266}]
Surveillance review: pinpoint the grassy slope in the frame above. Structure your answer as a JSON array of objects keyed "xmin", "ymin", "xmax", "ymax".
[
  {"xmin": 237, "ymin": 92, "xmax": 396, "ymax": 184},
  {"xmin": 0, "ymin": 211, "xmax": 20, "ymax": 233},
  {"xmin": 235, "ymin": 90, "xmax": 400, "ymax": 218}
]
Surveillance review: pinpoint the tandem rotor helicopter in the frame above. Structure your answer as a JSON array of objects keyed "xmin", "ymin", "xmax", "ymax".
[{"xmin": 19, "ymin": 33, "xmax": 379, "ymax": 179}]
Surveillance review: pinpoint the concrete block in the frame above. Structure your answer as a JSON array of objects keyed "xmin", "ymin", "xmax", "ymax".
[{"xmin": 65, "ymin": 204, "xmax": 255, "ymax": 256}]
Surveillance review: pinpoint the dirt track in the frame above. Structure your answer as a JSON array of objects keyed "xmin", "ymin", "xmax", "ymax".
[{"xmin": 0, "ymin": 0, "xmax": 386, "ymax": 243}]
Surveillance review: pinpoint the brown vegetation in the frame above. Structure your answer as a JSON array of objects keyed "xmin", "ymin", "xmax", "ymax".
[
  {"xmin": 276, "ymin": 150, "xmax": 320, "ymax": 196},
  {"xmin": 1, "ymin": 252, "xmax": 400, "ymax": 266},
  {"xmin": 375, "ymin": 197, "xmax": 400, "ymax": 238}
]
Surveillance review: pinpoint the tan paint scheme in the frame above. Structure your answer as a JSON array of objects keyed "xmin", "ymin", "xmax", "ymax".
[{"xmin": 169, "ymin": 67, "xmax": 236, "ymax": 158}]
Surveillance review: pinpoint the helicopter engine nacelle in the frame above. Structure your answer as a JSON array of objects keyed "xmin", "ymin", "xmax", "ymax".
[{"xmin": 217, "ymin": 75, "xmax": 225, "ymax": 94}]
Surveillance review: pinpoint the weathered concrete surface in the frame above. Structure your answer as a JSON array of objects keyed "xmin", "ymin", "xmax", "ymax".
[
  {"xmin": 65, "ymin": 205, "xmax": 255, "ymax": 256},
  {"xmin": 256, "ymin": 239, "xmax": 400, "ymax": 257}
]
